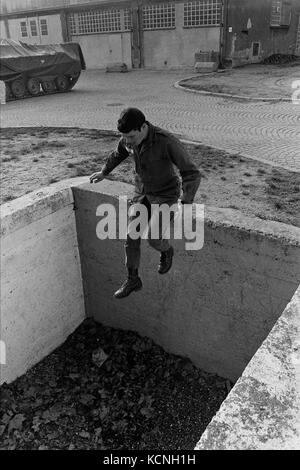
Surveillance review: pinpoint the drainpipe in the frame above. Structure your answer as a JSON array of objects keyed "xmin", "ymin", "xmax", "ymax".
[
  {"xmin": 219, "ymin": 0, "xmax": 229, "ymax": 67},
  {"xmin": 2, "ymin": 3, "xmax": 10, "ymax": 39}
]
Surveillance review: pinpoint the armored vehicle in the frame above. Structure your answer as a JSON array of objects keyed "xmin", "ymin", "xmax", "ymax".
[{"xmin": 0, "ymin": 39, "xmax": 86, "ymax": 101}]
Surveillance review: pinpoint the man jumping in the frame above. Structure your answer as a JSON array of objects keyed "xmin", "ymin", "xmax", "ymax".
[{"xmin": 90, "ymin": 108, "xmax": 201, "ymax": 299}]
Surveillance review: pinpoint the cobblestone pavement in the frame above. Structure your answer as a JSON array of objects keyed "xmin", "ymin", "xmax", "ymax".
[{"xmin": 1, "ymin": 69, "xmax": 299, "ymax": 171}]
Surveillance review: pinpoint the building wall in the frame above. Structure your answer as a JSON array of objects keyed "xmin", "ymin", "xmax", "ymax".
[
  {"xmin": 1, "ymin": 1, "xmax": 222, "ymax": 69},
  {"xmin": 71, "ymin": 32, "xmax": 132, "ymax": 68},
  {"xmin": 0, "ymin": 20, "xmax": 9, "ymax": 38},
  {"xmin": 143, "ymin": 2, "xmax": 220, "ymax": 68},
  {"xmin": 0, "ymin": 0, "xmax": 68, "ymax": 14},
  {"xmin": 7, "ymin": 14, "xmax": 63, "ymax": 44},
  {"xmin": 225, "ymin": 0, "xmax": 300, "ymax": 66}
]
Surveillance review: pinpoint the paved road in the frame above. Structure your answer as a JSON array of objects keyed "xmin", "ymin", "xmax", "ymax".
[{"xmin": 1, "ymin": 69, "xmax": 300, "ymax": 172}]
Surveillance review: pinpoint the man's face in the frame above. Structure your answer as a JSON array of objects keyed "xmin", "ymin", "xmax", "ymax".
[{"xmin": 122, "ymin": 124, "xmax": 146, "ymax": 148}]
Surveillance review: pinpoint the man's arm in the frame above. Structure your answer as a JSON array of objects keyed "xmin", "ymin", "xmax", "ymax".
[
  {"xmin": 90, "ymin": 138, "xmax": 130, "ymax": 183},
  {"xmin": 167, "ymin": 137, "xmax": 201, "ymax": 203}
]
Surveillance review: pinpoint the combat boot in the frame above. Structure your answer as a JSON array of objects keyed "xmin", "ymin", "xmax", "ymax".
[
  {"xmin": 114, "ymin": 268, "xmax": 143, "ymax": 299},
  {"xmin": 158, "ymin": 246, "xmax": 174, "ymax": 274}
]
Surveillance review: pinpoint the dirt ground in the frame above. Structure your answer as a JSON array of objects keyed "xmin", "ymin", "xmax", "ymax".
[
  {"xmin": 0, "ymin": 319, "xmax": 229, "ymax": 450},
  {"xmin": 1, "ymin": 127, "xmax": 299, "ymax": 227},
  {"xmin": 179, "ymin": 63, "xmax": 300, "ymax": 99}
]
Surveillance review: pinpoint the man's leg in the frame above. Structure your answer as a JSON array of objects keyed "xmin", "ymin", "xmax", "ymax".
[
  {"xmin": 114, "ymin": 199, "xmax": 148, "ymax": 299},
  {"xmin": 147, "ymin": 201, "xmax": 177, "ymax": 274}
]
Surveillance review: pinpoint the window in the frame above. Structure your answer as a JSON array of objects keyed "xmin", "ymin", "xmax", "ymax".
[
  {"xmin": 143, "ymin": 3, "xmax": 175, "ymax": 30},
  {"xmin": 124, "ymin": 8, "xmax": 132, "ymax": 31},
  {"xmin": 30, "ymin": 20, "xmax": 38, "ymax": 37},
  {"xmin": 184, "ymin": 1, "xmax": 221, "ymax": 27},
  {"xmin": 270, "ymin": 0, "xmax": 291, "ymax": 27},
  {"xmin": 68, "ymin": 9, "xmax": 122, "ymax": 35},
  {"xmin": 20, "ymin": 21, "xmax": 28, "ymax": 37},
  {"xmin": 40, "ymin": 19, "xmax": 48, "ymax": 36}
]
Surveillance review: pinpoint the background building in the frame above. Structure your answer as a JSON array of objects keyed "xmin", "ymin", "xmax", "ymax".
[{"xmin": 0, "ymin": 0, "xmax": 299, "ymax": 69}]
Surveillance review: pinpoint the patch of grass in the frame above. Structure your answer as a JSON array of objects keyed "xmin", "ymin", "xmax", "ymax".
[
  {"xmin": 3, "ymin": 195, "xmax": 14, "ymax": 202},
  {"xmin": 75, "ymin": 166, "xmax": 89, "ymax": 176},
  {"xmin": 2, "ymin": 157, "xmax": 12, "ymax": 162}
]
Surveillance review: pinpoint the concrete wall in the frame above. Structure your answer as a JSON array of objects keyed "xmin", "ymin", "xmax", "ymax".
[
  {"xmin": 0, "ymin": 178, "xmax": 87, "ymax": 385},
  {"xmin": 225, "ymin": 0, "xmax": 300, "ymax": 66},
  {"xmin": 71, "ymin": 32, "xmax": 132, "ymax": 69},
  {"xmin": 144, "ymin": 2, "xmax": 220, "ymax": 69},
  {"xmin": 196, "ymin": 285, "xmax": 300, "ymax": 450},
  {"xmin": 0, "ymin": 20, "xmax": 9, "ymax": 38},
  {"xmin": 73, "ymin": 181, "xmax": 300, "ymax": 382}
]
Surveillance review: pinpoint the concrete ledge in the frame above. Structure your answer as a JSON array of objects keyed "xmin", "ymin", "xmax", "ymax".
[
  {"xmin": 0, "ymin": 178, "xmax": 88, "ymax": 384},
  {"xmin": 196, "ymin": 285, "xmax": 300, "ymax": 450},
  {"xmin": 174, "ymin": 77, "xmax": 292, "ymax": 102},
  {"xmin": 194, "ymin": 61, "xmax": 218, "ymax": 73}
]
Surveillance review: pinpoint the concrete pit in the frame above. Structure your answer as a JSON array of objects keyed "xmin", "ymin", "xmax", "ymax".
[{"xmin": 0, "ymin": 178, "xmax": 299, "ymax": 449}]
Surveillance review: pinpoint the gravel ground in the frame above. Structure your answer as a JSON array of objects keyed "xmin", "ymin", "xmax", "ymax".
[{"xmin": 0, "ymin": 319, "xmax": 231, "ymax": 450}]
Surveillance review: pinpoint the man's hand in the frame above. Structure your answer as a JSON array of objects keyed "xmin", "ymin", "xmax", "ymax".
[{"xmin": 90, "ymin": 171, "xmax": 105, "ymax": 184}]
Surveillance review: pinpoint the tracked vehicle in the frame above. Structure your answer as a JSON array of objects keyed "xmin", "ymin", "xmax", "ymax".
[{"xmin": 0, "ymin": 39, "xmax": 86, "ymax": 101}]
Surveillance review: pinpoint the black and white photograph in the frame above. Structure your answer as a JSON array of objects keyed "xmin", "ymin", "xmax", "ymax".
[{"xmin": 0, "ymin": 0, "xmax": 299, "ymax": 456}]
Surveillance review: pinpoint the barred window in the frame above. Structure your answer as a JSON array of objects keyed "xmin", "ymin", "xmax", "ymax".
[
  {"xmin": 20, "ymin": 21, "xmax": 28, "ymax": 37},
  {"xmin": 124, "ymin": 8, "xmax": 132, "ymax": 31},
  {"xmin": 270, "ymin": 0, "xmax": 291, "ymax": 27},
  {"xmin": 296, "ymin": 14, "xmax": 300, "ymax": 54},
  {"xmin": 30, "ymin": 20, "xmax": 38, "ymax": 37},
  {"xmin": 143, "ymin": 3, "xmax": 175, "ymax": 30},
  {"xmin": 184, "ymin": 1, "xmax": 221, "ymax": 27},
  {"xmin": 40, "ymin": 19, "xmax": 48, "ymax": 36},
  {"xmin": 68, "ymin": 9, "xmax": 122, "ymax": 35},
  {"xmin": 68, "ymin": 13, "xmax": 77, "ymax": 35}
]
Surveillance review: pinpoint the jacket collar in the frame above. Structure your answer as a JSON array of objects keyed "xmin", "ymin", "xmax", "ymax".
[{"xmin": 139, "ymin": 122, "xmax": 155, "ymax": 153}]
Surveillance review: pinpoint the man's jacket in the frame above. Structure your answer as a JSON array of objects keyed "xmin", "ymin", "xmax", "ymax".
[{"xmin": 102, "ymin": 122, "xmax": 201, "ymax": 204}]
